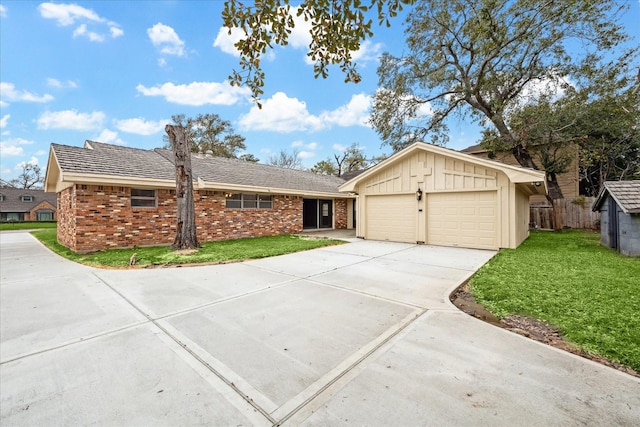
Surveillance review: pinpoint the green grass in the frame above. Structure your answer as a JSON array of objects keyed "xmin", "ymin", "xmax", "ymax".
[
  {"xmin": 470, "ymin": 230, "xmax": 640, "ymax": 372},
  {"xmin": 0, "ymin": 221, "xmax": 57, "ymax": 230},
  {"xmin": 31, "ymin": 229, "xmax": 345, "ymax": 268}
]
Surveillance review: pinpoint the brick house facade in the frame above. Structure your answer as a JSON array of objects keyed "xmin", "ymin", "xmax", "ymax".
[
  {"xmin": 0, "ymin": 187, "xmax": 57, "ymax": 222},
  {"xmin": 46, "ymin": 141, "xmax": 352, "ymax": 253}
]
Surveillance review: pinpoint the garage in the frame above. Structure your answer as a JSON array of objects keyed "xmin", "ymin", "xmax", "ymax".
[
  {"xmin": 366, "ymin": 195, "xmax": 416, "ymax": 243},
  {"xmin": 427, "ymin": 191, "xmax": 498, "ymax": 250},
  {"xmin": 340, "ymin": 142, "xmax": 547, "ymax": 250}
]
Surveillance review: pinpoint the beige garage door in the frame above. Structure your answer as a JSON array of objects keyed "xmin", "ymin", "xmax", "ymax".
[
  {"xmin": 427, "ymin": 191, "xmax": 498, "ymax": 250},
  {"xmin": 366, "ymin": 195, "xmax": 416, "ymax": 243}
]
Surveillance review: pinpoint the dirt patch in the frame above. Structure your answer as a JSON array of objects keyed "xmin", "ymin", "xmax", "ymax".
[{"xmin": 450, "ymin": 282, "xmax": 639, "ymax": 378}]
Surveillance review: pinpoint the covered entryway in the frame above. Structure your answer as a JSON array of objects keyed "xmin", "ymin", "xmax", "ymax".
[
  {"xmin": 365, "ymin": 195, "xmax": 416, "ymax": 243},
  {"xmin": 303, "ymin": 199, "xmax": 333, "ymax": 229},
  {"xmin": 427, "ymin": 191, "xmax": 498, "ymax": 250}
]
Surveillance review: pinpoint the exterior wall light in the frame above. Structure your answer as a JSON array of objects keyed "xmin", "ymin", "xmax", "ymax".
[
  {"xmin": 416, "ymin": 187, "xmax": 423, "ymax": 201},
  {"xmin": 224, "ymin": 192, "xmax": 234, "ymax": 198}
]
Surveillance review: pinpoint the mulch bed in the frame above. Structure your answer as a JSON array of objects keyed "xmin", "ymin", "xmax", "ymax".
[{"xmin": 450, "ymin": 283, "xmax": 639, "ymax": 378}]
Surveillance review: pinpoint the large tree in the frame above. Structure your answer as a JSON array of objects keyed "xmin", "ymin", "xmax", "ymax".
[
  {"xmin": 480, "ymin": 73, "xmax": 640, "ymax": 198},
  {"xmin": 8, "ymin": 163, "xmax": 44, "ymax": 189},
  {"xmin": 221, "ymin": 0, "xmax": 411, "ymax": 104},
  {"xmin": 370, "ymin": 0, "xmax": 637, "ymax": 201},
  {"xmin": 268, "ymin": 148, "xmax": 304, "ymax": 169},
  {"xmin": 164, "ymin": 113, "xmax": 248, "ymax": 158},
  {"xmin": 311, "ymin": 143, "xmax": 369, "ymax": 177}
]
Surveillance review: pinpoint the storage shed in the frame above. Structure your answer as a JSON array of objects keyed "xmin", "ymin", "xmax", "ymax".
[
  {"xmin": 339, "ymin": 142, "xmax": 547, "ymax": 250},
  {"xmin": 592, "ymin": 180, "xmax": 640, "ymax": 257}
]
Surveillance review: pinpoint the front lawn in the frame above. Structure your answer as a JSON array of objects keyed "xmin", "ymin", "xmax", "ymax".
[
  {"xmin": 31, "ymin": 229, "xmax": 345, "ymax": 268},
  {"xmin": 470, "ymin": 230, "xmax": 640, "ymax": 372},
  {"xmin": 0, "ymin": 221, "xmax": 57, "ymax": 230}
]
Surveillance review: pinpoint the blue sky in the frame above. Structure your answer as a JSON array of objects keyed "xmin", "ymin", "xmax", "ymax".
[{"xmin": 1, "ymin": 1, "xmax": 638, "ymax": 183}]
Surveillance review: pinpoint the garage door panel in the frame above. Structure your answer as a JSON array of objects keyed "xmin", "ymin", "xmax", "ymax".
[
  {"xmin": 366, "ymin": 195, "xmax": 415, "ymax": 243},
  {"xmin": 427, "ymin": 192, "xmax": 497, "ymax": 250}
]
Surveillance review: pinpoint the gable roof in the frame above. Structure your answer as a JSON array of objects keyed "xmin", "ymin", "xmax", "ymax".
[
  {"xmin": 0, "ymin": 187, "xmax": 57, "ymax": 213},
  {"xmin": 340, "ymin": 142, "xmax": 547, "ymax": 193},
  {"xmin": 592, "ymin": 180, "xmax": 640, "ymax": 214},
  {"xmin": 45, "ymin": 141, "xmax": 347, "ymax": 197}
]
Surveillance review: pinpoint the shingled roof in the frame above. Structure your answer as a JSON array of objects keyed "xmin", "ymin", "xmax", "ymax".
[
  {"xmin": 0, "ymin": 187, "xmax": 57, "ymax": 212},
  {"xmin": 47, "ymin": 141, "xmax": 345, "ymax": 195},
  {"xmin": 593, "ymin": 180, "xmax": 640, "ymax": 214}
]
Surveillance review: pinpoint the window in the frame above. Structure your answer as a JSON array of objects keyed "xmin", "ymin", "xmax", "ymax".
[
  {"xmin": 37, "ymin": 210, "xmax": 53, "ymax": 221},
  {"xmin": 131, "ymin": 188, "xmax": 156, "ymax": 207},
  {"xmin": 0, "ymin": 194, "xmax": 4, "ymax": 202},
  {"xmin": 226, "ymin": 193, "xmax": 272, "ymax": 209},
  {"xmin": 21, "ymin": 195, "xmax": 33, "ymax": 202}
]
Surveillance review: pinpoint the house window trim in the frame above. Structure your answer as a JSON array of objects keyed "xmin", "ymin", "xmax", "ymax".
[
  {"xmin": 226, "ymin": 193, "xmax": 273, "ymax": 209},
  {"xmin": 0, "ymin": 194, "xmax": 4, "ymax": 202},
  {"xmin": 131, "ymin": 188, "xmax": 157, "ymax": 208},
  {"xmin": 21, "ymin": 194, "xmax": 34, "ymax": 202}
]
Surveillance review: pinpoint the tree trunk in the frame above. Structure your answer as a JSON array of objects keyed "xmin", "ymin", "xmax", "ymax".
[
  {"xmin": 510, "ymin": 142, "xmax": 564, "ymax": 230},
  {"xmin": 166, "ymin": 124, "xmax": 200, "ymax": 250}
]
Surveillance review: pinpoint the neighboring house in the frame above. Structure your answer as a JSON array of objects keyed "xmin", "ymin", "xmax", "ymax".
[
  {"xmin": 592, "ymin": 180, "xmax": 640, "ymax": 257},
  {"xmin": 461, "ymin": 143, "xmax": 579, "ymax": 204},
  {"xmin": 0, "ymin": 187, "xmax": 57, "ymax": 222},
  {"xmin": 45, "ymin": 141, "xmax": 354, "ymax": 253},
  {"xmin": 340, "ymin": 142, "xmax": 547, "ymax": 250}
]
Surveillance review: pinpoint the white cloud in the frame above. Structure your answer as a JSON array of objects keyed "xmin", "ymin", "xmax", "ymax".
[
  {"xmin": 114, "ymin": 117, "xmax": 168, "ymax": 135},
  {"xmin": 239, "ymin": 92, "xmax": 371, "ymax": 133},
  {"xmin": 0, "ymin": 137, "xmax": 34, "ymax": 157},
  {"xmin": 0, "ymin": 114, "xmax": 9, "ymax": 128},
  {"xmin": 239, "ymin": 92, "xmax": 324, "ymax": 132},
  {"xmin": 73, "ymin": 23, "xmax": 104, "ymax": 42},
  {"xmin": 1, "ymin": 82, "xmax": 54, "ymax": 104},
  {"xmin": 37, "ymin": 110, "xmax": 105, "ymax": 131},
  {"xmin": 96, "ymin": 129, "xmax": 126, "ymax": 145},
  {"xmin": 136, "ymin": 81, "xmax": 250, "ymax": 106},
  {"xmin": 0, "ymin": 143, "xmax": 23, "ymax": 157},
  {"xmin": 213, "ymin": 27, "xmax": 243, "ymax": 57},
  {"xmin": 333, "ymin": 143, "xmax": 347, "ymax": 152},
  {"xmin": 319, "ymin": 93, "xmax": 371, "ymax": 127},
  {"xmin": 38, "ymin": 2, "xmax": 122, "ymax": 42},
  {"xmin": 288, "ymin": 6, "xmax": 313, "ymax": 49},
  {"xmin": 351, "ymin": 40, "xmax": 383, "ymax": 62},
  {"xmin": 110, "ymin": 26, "xmax": 124, "ymax": 38},
  {"xmin": 297, "ymin": 150, "xmax": 316, "ymax": 159},
  {"xmin": 291, "ymin": 140, "xmax": 319, "ymax": 151},
  {"xmin": 46, "ymin": 78, "xmax": 77, "ymax": 89},
  {"xmin": 148, "ymin": 23, "xmax": 185, "ymax": 56},
  {"xmin": 0, "ymin": 4, "xmax": 7, "ymax": 18}
]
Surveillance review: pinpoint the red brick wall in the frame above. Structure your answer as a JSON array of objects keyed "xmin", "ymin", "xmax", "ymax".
[
  {"xmin": 58, "ymin": 185, "xmax": 311, "ymax": 252},
  {"xmin": 26, "ymin": 201, "xmax": 57, "ymax": 221},
  {"xmin": 334, "ymin": 199, "xmax": 347, "ymax": 229}
]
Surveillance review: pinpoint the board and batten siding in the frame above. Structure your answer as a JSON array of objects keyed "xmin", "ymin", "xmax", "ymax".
[{"xmin": 354, "ymin": 150, "xmax": 528, "ymax": 249}]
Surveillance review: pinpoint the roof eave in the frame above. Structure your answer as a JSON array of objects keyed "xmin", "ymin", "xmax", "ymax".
[
  {"xmin": 339, "ymin": 142, "xmax": 547, "ymax": 192},
  {"xmin": 200, "ymin": 181, "xmax": 350, "ymax": 198}
]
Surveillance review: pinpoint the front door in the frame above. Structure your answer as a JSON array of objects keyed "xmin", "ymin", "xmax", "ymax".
[
  {"xmin": 303, "ymin": 199, "xmax": 333, "ymax": 229},
  {"xmin": 319, "ymin": 199, "xmax": 332, "ymax": 228}
]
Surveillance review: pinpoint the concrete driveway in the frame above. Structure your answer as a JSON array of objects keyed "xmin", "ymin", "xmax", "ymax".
[{"xmin": 1, "ymin": 231, "xmax": 638, "ymax": 426}]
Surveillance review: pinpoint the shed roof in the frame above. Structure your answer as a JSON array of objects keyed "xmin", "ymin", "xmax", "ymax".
[
  {"xmin": 0, "ymin": 187, "xmax": 57, "ymax": 213},
  {"xmin": 592, "ymin": 180, "xmax": 640, "ymax": 214},
  {"xmin": 45, "ymin": 141, "xmax": 346, "ymax": 196}
]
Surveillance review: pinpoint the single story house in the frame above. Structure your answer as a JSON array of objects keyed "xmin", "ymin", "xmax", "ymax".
[
  {"xmin": 0, "ymin": 187, "xmax": 57, "ymax": 222},
  {"xmin": 592, "ymin": 180, "xmax": 640, "ymax": 257},
  {"xmin": 44, "ymin": 141, "xmax": 354, "ymax": 253},
  {"xmin": 340, "ymin": 142, "xmax": 547, "ymax": 250}
]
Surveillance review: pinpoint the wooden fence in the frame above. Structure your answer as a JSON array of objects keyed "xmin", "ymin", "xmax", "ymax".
[{"xmin": 530, "ymin": 197, "xmax": 600, "ymax": 230}]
